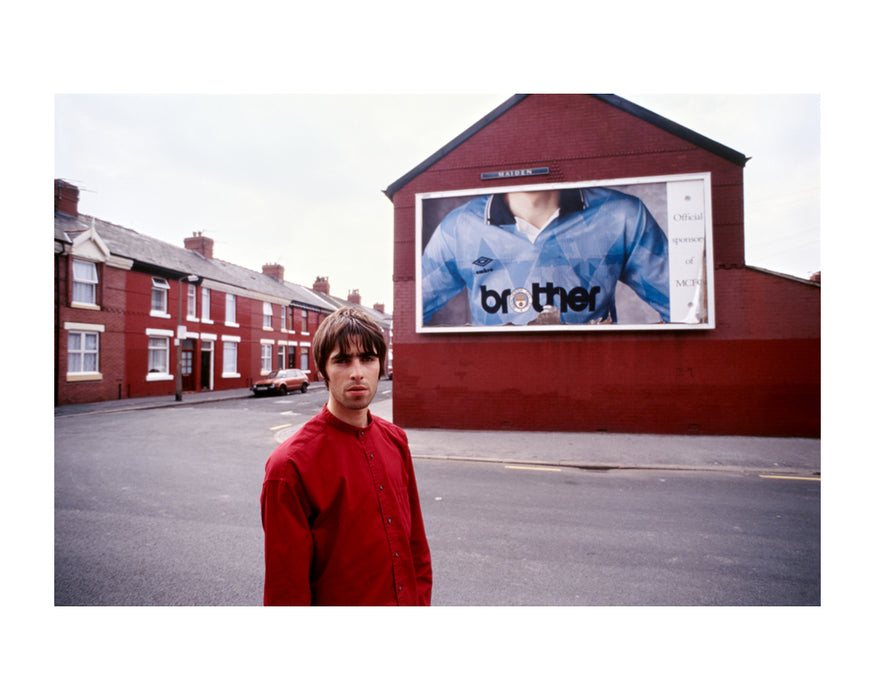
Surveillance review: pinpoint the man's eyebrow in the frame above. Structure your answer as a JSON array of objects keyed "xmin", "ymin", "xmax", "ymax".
[{"xmin": 330, "ymin": 348, "xmax": 376, "ymax": 360}]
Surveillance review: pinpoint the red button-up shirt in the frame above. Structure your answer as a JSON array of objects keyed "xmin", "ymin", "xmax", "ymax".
[{"xmin": 261, "ymin": 406, "xmax": 432, "ymax": 606}]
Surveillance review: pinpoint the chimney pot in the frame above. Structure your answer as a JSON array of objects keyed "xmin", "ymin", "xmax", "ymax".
[
  {"xmin": 313, "ymin": 276, "xmax": 330, "ymax": 294},
  {"xmin": 184, "ymin": 232, "xmax": 214, "ymax": 259},
  {"xmin": 262, "ymin": 263, "xmax": 284, "ymax": 281},
  {"xmin": 55, "ymin": 179, "xmax": 80, "ymax": 217}
]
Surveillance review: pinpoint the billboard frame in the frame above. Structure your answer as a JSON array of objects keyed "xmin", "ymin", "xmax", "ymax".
[{"xmin": 415, "ymin": 172, "xmax": 716, "ymax": 334}]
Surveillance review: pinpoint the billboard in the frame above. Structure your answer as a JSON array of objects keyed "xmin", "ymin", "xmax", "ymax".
[{"xmin": 416, "ymin": 172, "xmax": 715, "ymax": 333}]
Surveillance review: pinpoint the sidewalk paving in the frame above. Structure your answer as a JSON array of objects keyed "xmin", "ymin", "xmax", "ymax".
[{"xmin": 55, "ymin": 388, "xmax": 821, "ymax": 476}]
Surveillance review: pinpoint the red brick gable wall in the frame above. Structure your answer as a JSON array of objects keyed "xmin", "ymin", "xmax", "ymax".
[{"xmin": 390, "ymin": 94, "xmax": 820, "ymax": 437}]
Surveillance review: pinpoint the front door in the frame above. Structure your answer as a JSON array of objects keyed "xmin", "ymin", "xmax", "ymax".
[{"xmin": 181, "ymin": 339, "xmax": 196, "ymax": 392}]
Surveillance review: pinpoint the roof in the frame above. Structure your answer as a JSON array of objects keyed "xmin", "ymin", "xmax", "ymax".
[
  {"xmin": 383, "ymin": 93, "xmax": 749, "ymax": 200},
  {"xmin": 309, "ymin": 289, "xmax": 393, "ymax": 329},
  {"xmin": 55, "ymin": 210, "xmax": 340, "ymax": 314}
]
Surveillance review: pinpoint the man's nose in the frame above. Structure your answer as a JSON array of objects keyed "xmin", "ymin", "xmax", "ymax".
[{"xmin": 348, "ymin": 358, "xmax": 364, "ymax": 379}]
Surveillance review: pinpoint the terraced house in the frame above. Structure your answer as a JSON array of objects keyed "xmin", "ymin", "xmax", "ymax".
[{"xmin": 54, "ymin": 179, "xmax": 391, "ymax": 406}]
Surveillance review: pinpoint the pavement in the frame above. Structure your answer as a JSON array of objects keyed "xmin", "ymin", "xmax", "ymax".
[{"xmin": 54, "ymin": 387, "xmax": 821, "ymax": 476}]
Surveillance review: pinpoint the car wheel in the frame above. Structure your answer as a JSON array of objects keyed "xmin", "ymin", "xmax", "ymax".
[
  {"xmin": 279, "ymin": 385, "xmax": 288, "ymax": 396},
  {"xmin": 301, "ymin": 383, "xmax": 308, "ymax": 393}
]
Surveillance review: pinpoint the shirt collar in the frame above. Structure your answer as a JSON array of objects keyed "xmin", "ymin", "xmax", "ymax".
[
  {"xmin": 321, "ymin": 404, "xmax": 373, "ymax": 435},
  {"xmin": 485, "ymin": 188, "xmax": 587, "ymax": 226}
]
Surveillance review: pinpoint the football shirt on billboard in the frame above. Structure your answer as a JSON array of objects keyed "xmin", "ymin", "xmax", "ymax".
[{"xmin": 421, "ymin": 188, "xmax": 670, "ymax": 326}]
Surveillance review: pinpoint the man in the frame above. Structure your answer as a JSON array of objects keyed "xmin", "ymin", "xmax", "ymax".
[
  {"xmin": 421, "ymin": 186, "xmax": 670, "ymax": 326},
  {"xmin": 260, "ymin": 306, "xmax": 432, "ymax": 605}
]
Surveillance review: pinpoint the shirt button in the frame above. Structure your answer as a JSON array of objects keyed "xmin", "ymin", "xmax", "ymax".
[{"xmin": 387, "ymin": 518, "xmax": 392, "ymax": 524}]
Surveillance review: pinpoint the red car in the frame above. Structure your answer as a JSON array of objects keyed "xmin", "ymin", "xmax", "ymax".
[{"xmin": 251, "ymin": 368, "xmax": 310, "ymax": 396}]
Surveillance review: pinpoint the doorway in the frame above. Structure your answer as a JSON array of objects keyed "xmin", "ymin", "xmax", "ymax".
[
  {"xmin": 181, "ymin": 339, "xmax": 196, "ymax": 392},
  {"xmin": 200, "ymin": 340, "xmax": 213, "ymax": 391}
]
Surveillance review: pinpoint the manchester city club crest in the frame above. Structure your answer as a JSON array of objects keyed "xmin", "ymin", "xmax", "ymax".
[{"xmin": 510, "ymin": 287, "xmax": 532, "ymax": 313}]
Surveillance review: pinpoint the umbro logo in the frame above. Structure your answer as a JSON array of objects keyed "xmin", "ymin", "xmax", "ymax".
[{"xmin": 472, "ymin": 256, "xmax": 495, "ymax": 275}]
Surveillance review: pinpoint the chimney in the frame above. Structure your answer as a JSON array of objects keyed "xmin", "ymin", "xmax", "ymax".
[
  {"xmin": 348, "ymin": 289, "xmax": 362, "ymax": 306},
  {"xmin": 373, "ymin": 303, "xmax": 385, "ymax": 314},
  {"xmin": 55, "ymin": 179, "xmax": 79, "ymax": 217},
  {"xmin": 313, "ymin": 276, "xmax": 330, "ymax": 294},
  {"xmin": 262, "ymin": 263, "xmax": 284, "ymax": 281},
  {"xmin": 184, "ymin": 231, "xmax": 214, "ymax": 259}
]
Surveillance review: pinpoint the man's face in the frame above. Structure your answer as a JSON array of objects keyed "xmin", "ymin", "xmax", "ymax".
[{"xmin": 324, "ymin": 339, "xmax": 381, "ymax": 416}]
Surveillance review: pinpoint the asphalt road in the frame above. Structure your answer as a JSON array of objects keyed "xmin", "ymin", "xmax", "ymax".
[{"xmin": 54, "ymin": 384, "xmax": 820, "ymax": 606}]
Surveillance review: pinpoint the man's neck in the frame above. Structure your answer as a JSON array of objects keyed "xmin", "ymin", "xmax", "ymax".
[
  {"xmin": 326, "ymin": 397, "xmax": 370, "ymax": 429},
  {"xmin": 505, "ymin": 190, "xmax": 562, "ymax": 230}
]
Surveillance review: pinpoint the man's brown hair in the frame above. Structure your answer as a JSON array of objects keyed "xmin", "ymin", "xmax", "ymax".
[{"xmin": 312, "ymin": 306, "xmax": 387, "ymax": 382}]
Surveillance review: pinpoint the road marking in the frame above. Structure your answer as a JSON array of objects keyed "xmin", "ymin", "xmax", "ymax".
[
  {"xmin": 505, "ymin": 465, "xmax": 563, "ymax": 473},
  {"xmin": 758, "ymin": 474, "xmax": 821, "ymax": 482},
  {"xmin": 270, "ymin": 423, "xmax": 294, "ymax": 431}
]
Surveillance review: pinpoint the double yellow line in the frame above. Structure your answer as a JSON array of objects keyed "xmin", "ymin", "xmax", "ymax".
[
  {"xmin": 759, "ymin": 474, "xmax": 821, "ymax": 482},
  {"xmin": 503, "ymin": 464, "xmax": 820, "ymax": 481},
  {"xmin": 505, "ymin": 465, "xmax": 562, "ymax": 472}
]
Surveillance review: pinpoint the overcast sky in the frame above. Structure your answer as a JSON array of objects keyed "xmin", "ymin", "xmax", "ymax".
[{"xmin": 54, "ymin": 93, "xmax": 820, "ymax": 313}]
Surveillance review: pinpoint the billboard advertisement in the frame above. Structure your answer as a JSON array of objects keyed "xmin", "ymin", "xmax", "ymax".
[{"xmin": 416, "ymin": 172, "xmax": 715, "ymax": 333}]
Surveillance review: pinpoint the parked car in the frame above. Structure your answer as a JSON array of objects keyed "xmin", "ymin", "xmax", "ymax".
[{"xmin": 251, "ymin": 368, "xmax": 309, "ymax": 396}]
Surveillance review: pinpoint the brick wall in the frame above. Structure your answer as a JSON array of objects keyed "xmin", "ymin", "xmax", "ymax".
[
  {"xmin": 56, "ymin": 260, "xmax": 128, "ymax": 404},
  {"xmin": 390, "ymin": 94, "xmax": 820, "ymax": 437}
]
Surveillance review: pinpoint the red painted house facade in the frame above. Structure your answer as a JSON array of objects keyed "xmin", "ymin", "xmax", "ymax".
[
  {"xmin": 385, "ymin": 94, "xmax": 820, "ymax": 437},
  {"xmin": 54, "ymin": 180, "xmax": 391, "ymax": 406}
]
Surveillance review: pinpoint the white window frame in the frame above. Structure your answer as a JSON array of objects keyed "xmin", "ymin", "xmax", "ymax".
[
  {"xmin": 72, "ymin": 259, "xmax": 99, "ymax": 308},
  {"xmin": 65, "ymin": 323, "xmax": 103, "ymax": 381},
  {"xmin": 263, "ymin": 301, "xmax": 273, "ymax": 330},
  {"xmin": 222, "ymin": 335, "xmax": 240, "ymax": 378},
  {"xmin": 145, "ymin": 329, "xmax": 174, "ymax": 381},
  {"xmin": 151, "ymin": 277, "xmax": 171, "ymax": 317},
  {"xmin": 278, "ymin": 341, "xmax": 288, "ymax": 370},
  {"xmin": 261, "ymin": 341, "xmax": 273, "ymax": 374},
  {"xmin": 225, "ymin": 293, "xmax": 237, "ymax": 327},
  {"xmin": 187, "ymin": 284, "xmax": 197, "ymax": 320},
  {"xmin": 201, "ymin": 287, "xmax": 212, "ymax": 323}
]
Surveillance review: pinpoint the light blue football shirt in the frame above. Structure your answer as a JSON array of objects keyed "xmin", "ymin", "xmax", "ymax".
[{"xmin": 421, "ymin": 188, "xmax": 670, "ymax": 326}]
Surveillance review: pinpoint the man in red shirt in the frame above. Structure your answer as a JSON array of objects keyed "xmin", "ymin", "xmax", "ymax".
[{"xmin": 260, "ymin": 306, "xmax": 432, "ymax": 605}]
